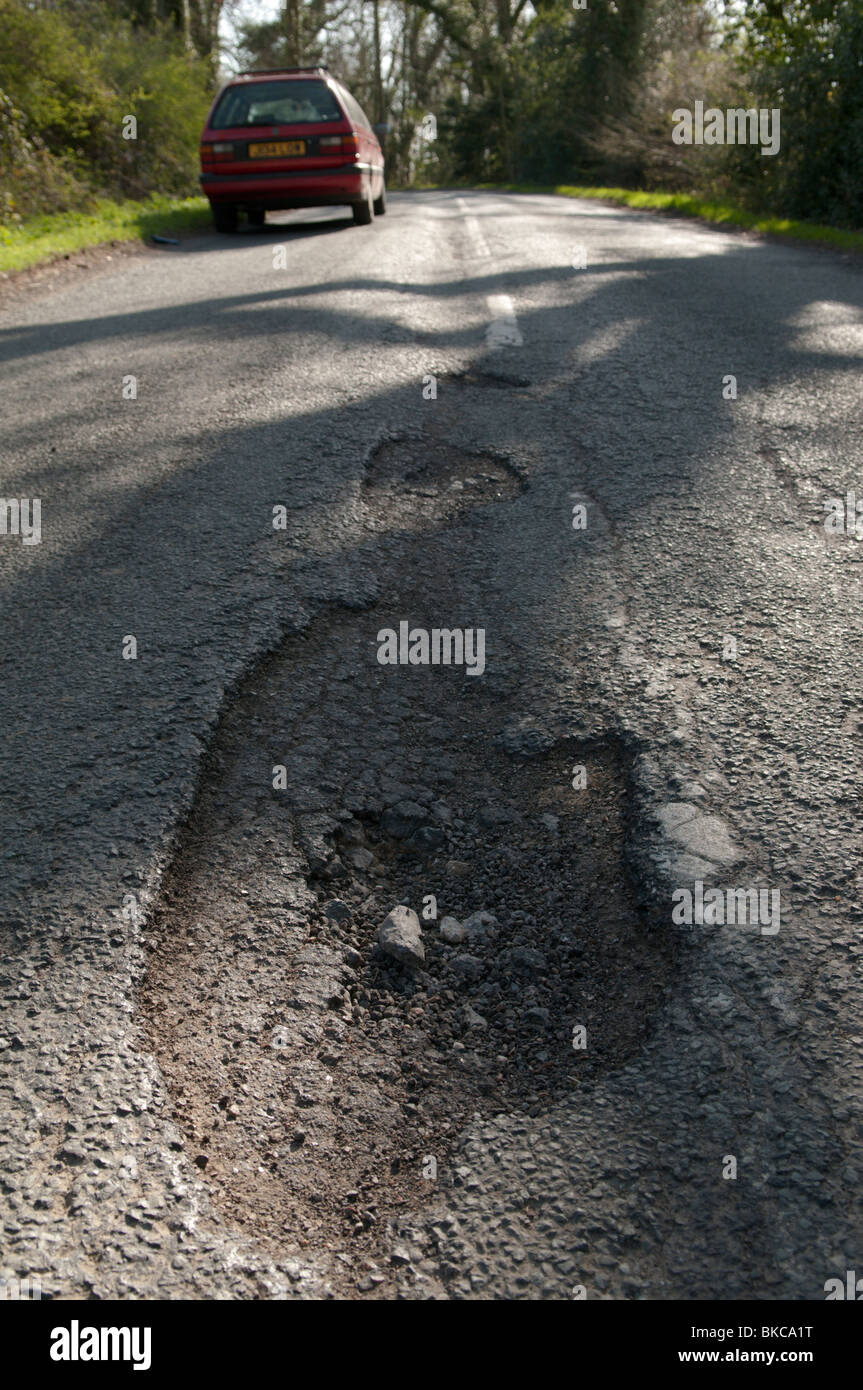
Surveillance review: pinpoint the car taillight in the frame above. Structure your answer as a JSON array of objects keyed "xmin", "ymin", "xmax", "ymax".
[
  {"xmin": 201, "ymin": 142, "xmax": 234, "ymax": 161},
  {"xmin": 320, "ymin": 134, "xmax": 359, "ymax": 157}
]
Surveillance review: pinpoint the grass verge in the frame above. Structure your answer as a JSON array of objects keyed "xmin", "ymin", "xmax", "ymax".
[
  {"xmin": 0, "ymin": 195, "xmax": 211, "ymax": 274},
  {"xmin": 473, "ymin": 183, "xmax": 863, "ymax": 252}
]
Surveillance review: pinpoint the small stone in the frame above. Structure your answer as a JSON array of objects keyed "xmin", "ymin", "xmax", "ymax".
[
  {"xmin": 344, "ymin": 946, "xmax": 363, "ymax": 968},
  {"xmin": 299, "ymin": 817, "xmax": 337, "ymax": 872},
  {"xmin": 408, "ymin": 825, "xmax": 445, "ymax": 852},
  {"xmin": 344, "ymin": 847, "xmax": 374, "ymax": 871},
  {"xmin": 324, "ymin": 899, "xmax": 351, "ymax": 924},
  {"xmin": 540, "ymin": 813, "xmax": 559, "ymax": 833},
  {"xmin": 523, "ymin": 1006, "xmax": 552, "ymax": 1029},
  {"xmin": 463, "ymin": 910, "xmax": 498, "ymax": 940},
  {"xmin": 377, "ymin": 905, "xmax": 425, "ymax": 967},
  {"xmin": 446, "ymin": 860, "xmax": 471, "ymax": 878},
  {"xmin": 450, "ymin": 954, "xmax": 485, "ymax": 981},
  {"xmin": 500, "ymin": 946, "xmax": 547, "ymax": 975},
  {"xmin": 440, "ymin": 915, "xmax": 468, "ymax": 944},
  {"xmin": 460, "ymin": 1005, "xmax": 488, "ymax": 1030}
]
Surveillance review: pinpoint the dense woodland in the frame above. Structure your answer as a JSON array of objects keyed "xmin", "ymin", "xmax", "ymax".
[{"xmin": 1, "ymin": 0, "xmax": 861, "ymax": 227}]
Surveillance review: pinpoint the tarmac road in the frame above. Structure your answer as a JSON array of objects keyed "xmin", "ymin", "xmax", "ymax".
[{"xmin": 1, "ymin": 190, "xmax": 861, "ymax": 1299}]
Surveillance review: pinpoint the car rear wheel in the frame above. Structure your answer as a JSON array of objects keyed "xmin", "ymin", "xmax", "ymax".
[
  {"xmin": 373, "ymin": 180, "xmax": 386, "ymax": 216},
  {"xmin": 211, "ymin": 203, "xmax": 238, "ymax": 234},
  {"xmin": 352, "ymin": 185, "xmax": 374, "ymax": 226}
]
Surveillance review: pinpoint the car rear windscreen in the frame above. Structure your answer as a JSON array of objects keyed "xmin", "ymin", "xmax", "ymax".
[{"xmin": 210, "ymin": 80, "xmax": 344, "ymax": 130}]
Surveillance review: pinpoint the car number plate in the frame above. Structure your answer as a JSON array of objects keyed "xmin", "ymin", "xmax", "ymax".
[{"xmin": 249, "ymin": 141, "xmax": 305, "ymax": 158}]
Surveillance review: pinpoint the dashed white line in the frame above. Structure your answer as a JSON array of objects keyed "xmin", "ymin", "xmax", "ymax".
[
  {"xmin": 485, "ymin": 293, "xmax": 523, "ymax": 349},
  {"xmin": 457, "ymin": 196, "xmax": 523, "ymax": 349}
]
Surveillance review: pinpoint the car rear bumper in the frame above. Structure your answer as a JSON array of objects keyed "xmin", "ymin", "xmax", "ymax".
[{"xmin": 201, "ymin": 163, "xmax": 380, "ymax": 206}]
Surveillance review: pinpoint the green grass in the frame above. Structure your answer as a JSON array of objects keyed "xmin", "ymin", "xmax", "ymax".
[
  {"xmin": 0, "ymin": 195, "xmax": 211, "ymax": 273},
  {"xmin": 475, "ymin": 183, "xmax": 863, "ymax": 253}
]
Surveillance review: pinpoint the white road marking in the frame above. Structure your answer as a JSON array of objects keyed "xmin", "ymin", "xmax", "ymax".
[
  {"xmin": 485, "ymin": 293, "xmax": 523, "ymax": 348},
  {"xmin": 456, "ymin": 196, "xmax": 490, "ymax": 257},
  {"xmin": 463, "ymin": 215, "xmax": 490, "ymax": 257},
  {"xmin": 457, "ymin": 195, "xmax": 523, "ymax": 349}
]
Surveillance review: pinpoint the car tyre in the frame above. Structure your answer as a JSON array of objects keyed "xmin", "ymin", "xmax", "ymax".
[
  {"xmin": 373, "ymin": 180, "xmax": 386, "ymax": 216},
  {"xmin": 352, "ymin": 185, "xmax": 374, "ymax": 226},
  {"xmin": 212, "ymin": 203, "xmax": 238, "ymax": 233},
  {"xmin": 247, "ymin": 209, "xmax": 266, "ymax": 227}
]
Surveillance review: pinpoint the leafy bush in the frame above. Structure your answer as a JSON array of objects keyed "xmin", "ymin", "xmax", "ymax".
[
  {"xmin": 748, "ymin": 0, "xmax": 863, "ymax": 228},
  {"xmin": 0, "ymin": 0, "xmax": 213, "ymax": 226},
  {"xmin": 0, "ymin": 86, "xmax": 86, "ymax": 223}
]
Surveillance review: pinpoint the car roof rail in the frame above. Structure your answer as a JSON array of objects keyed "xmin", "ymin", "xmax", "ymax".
[{"xmin": 236, "ymin": 67, "xmax": 330, "ymax": 77}]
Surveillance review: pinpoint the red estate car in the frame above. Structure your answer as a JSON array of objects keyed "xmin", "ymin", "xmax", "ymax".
[{"xmin": 200, "ymin": 67, "xmax": 386, "ymax": 232}]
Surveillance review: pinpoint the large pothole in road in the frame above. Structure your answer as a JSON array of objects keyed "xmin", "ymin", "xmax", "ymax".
[
  {"xmin": 139, "ymin": 594, "xmax": 676, "ymax": 1296},
  {"xmin": 139, "ymin": 402, "xmax": 674, "ymax": 1296},
  {"xmin": 360, "ymin": 434, "xmax": 525, "ymax": 535}
]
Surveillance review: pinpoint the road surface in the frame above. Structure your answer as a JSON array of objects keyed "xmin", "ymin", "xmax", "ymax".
[{"xmin": 1, "ymin": 191, "xmax": 861, "ymax": 1299}]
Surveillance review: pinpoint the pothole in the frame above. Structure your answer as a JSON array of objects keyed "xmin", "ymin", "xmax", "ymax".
[
  {"xmin": 362, "ymin": 434, "xmax": 525, "ymax": 531},
  {"xmin": 139, "ymin": 410, "xmax": 675, "ymax": 1295},
  {"xmin": 139, "ymin": 592, "xmax": 677, "ymax": 1295}
]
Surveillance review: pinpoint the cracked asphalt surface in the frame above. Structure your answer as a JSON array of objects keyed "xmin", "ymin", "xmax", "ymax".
[{"xmin": 1, "ymin": 190, "xmax": 862, "ymax": 1299}]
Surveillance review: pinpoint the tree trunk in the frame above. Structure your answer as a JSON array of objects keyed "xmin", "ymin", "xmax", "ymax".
[
  {"xmin": 372, "ymin": 0, "xmax": 384, "ymax": 123},
  {"xmin": 283, "ymin": 0, "xmax": 302, "ymax": 66}
]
